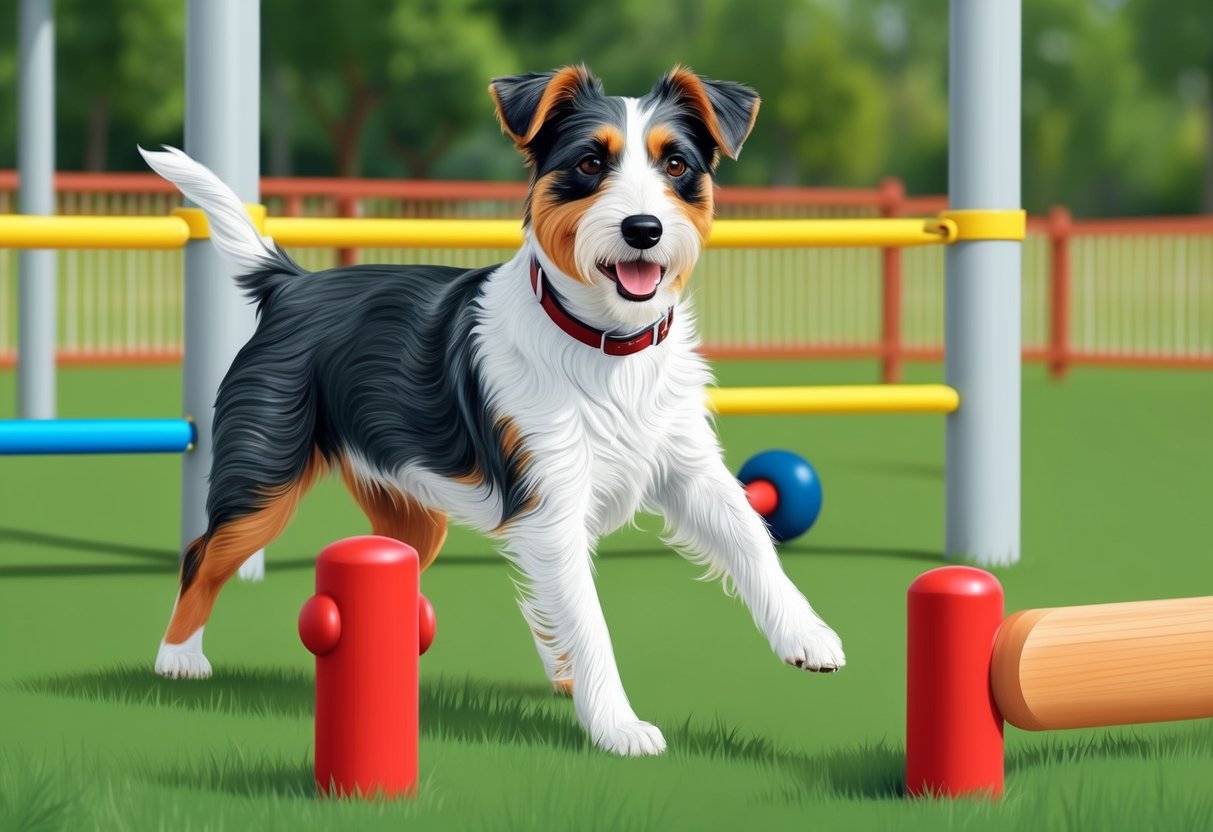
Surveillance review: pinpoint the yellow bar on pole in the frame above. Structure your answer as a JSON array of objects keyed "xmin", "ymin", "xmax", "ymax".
[
  {"xmin": 707, "ymin": 384, "xmax": 960, "ymax": 415},
  {"xmin": 265, "ymin": 217, "xmax": 525, "ymax": 249},
  {"xmin": 0, "ymin": 215, "xmax": 959, "ymax": 251},
  {"xmin": 707, "ymin": 218, "xmax": 955, "ymax": 249},
  {"xmin": 0, "ymin": 214, "xmax": 191, "ymax": 249},
  {"xmin": 266, "ymin": 217, "xmax": 954, "ymax": 250}
]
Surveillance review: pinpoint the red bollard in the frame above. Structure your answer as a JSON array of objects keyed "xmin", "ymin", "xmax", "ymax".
[
  {"xmin": 299, "ymin": 535, "xmax": 435, "ymax": 798},
  {"xmin": 906, "ymin": 565, "xmax": 1005, "ymax": 798}
]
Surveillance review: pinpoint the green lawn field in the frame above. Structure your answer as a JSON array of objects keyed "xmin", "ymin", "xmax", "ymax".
[{"xmin": 1, "ymin": 361, "xmax": 1211, "ymax": 831}]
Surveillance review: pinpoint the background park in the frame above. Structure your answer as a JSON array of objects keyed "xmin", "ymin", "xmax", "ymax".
[{"xmin": 1, "ymin": 1, "xmax": 1211, "ymax": 830}]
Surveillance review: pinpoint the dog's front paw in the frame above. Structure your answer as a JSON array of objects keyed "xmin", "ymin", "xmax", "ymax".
[
  {"xmin": 771, "ymin": 613, "xmax": 846, "ymax": 673},
  {"xmin": 155, "ymin": 640, "xmax": 213, "ymax": 679},
  {"xmin": 591, "ymin": 718, "xmax": 667, "ymax": 757}
]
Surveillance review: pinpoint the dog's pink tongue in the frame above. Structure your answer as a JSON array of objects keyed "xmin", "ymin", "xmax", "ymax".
[{"xmin": 615, "ymin": 261, "xmax": 662, "ymax": 296}]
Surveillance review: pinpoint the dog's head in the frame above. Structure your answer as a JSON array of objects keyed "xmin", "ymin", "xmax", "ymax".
[{"xmin": 491, "ymin": 65, "xmax": 759, "ymax": 328}]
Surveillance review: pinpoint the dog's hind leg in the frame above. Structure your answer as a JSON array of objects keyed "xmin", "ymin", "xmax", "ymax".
[
  {"xmin": 156, "ymin": 451, "xmax": 325, "ymax": 678},
  {"xmin": 339, "ymin": 462, "xmax": 448, "ymax": 571}
]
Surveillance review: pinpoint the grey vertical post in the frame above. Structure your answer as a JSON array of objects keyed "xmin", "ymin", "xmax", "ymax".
[
  {"xmin": 17, "ymin": 0, "xmax": 56, "ymax": 419},
  {"xmin": 180, "ymin": 0, "xmax": 260, "ymax": 555},
  {"xmin": 946, "ymin": 0, "xmax": 1022, "ymax": 565}
]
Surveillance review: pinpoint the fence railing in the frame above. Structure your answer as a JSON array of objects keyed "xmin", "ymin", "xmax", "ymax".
[{"xmin": 1, "ymin": 172, "xmax": 1210, "ymax": 377}]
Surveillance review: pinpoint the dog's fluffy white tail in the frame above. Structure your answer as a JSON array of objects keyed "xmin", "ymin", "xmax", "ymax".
[{"xmin": 139, "ymin": 145, "xmax": 285, "ymax": 276}]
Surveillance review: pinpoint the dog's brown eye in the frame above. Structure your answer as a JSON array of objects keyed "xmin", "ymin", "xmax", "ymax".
[
  {"xmin": 578, "ymin": 156, "xmax": 603, "ymax": 175},
  {"xmin": 665, "ymin": 156, "xmax": 687, "ymax": 178}
]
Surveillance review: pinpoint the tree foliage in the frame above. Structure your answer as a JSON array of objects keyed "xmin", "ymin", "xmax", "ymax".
[{"xmin": 0, "ymin": 0, "xmax": 1208, "ymax": 214}]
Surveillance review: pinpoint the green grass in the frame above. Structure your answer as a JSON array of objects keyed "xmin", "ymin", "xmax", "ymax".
[{"xmin": 1, "ymin": 360, "xmax": 1212, "ymax": 831}]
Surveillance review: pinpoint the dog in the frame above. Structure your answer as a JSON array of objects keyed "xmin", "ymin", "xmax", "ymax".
[{"xmin": 141, "ymin": 65, "xmax": 844, "ymax": 757}]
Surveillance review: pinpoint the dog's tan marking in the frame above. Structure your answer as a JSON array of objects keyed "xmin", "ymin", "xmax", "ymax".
[
  {"xmin": 491, "ymin": 417, "xmax": 540, "ymax": 535},
  {"xmin": 646, "ymin": 124, "xmax": 676, "ymax": 164},
  {"xmin": 498, "ymin": 417, "xmax": 529, "ymax": 467},
  {"xmin": 165, "ymin": 451, "xmax": 326, "ymax": 644},
  {"xmin": 340, "ymin": 462, "xmax": 448, "ymax": 572},
  {"xmin": 592, "ymin": 125, "xmax": 625, "ymax": 158},
  {"xmin": 531, "ymin": 172, "xmax": 597, "ymax": 284},
  {"xmin": 663, "ymin": 66, "xmax": 760, "ymax": 161},
  {"xmin": 491, "ymin": 65, "xmax": 595, "ymax": 148},
  {"xmin": 670, "ymin": 175, "xmax": 714, "ymax": 291},
  {"xmin": 532, "ymin": 627, "xmax": 573, "ymax": 694}
]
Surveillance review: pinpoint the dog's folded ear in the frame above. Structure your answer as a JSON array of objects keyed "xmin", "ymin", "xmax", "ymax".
[
  {"xmin": 651, "ymin": 66, "xmax": 761, "ymax": 161},
  {"xmin": 490, "ymin": 65, "xmax": 603, "ymax": 150}
]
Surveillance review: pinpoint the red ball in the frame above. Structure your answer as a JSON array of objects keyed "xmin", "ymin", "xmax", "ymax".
[
  {"xmin": 418, "ymin": 594, "xmax": 436, "ymax": 656},
  {"xmin": 744, "ymin": 478, "xmax": 779, "ymax": 517}
]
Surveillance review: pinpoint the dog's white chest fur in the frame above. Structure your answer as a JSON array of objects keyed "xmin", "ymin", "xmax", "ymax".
[{"xmin": 476, "ymin": 252, "xmax": 711, "ymax": 538}]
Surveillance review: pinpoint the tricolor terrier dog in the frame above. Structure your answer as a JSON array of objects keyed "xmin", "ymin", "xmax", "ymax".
[{"xmin": 142, "ymin": 65, "xmax": 844, "ymax": 757}]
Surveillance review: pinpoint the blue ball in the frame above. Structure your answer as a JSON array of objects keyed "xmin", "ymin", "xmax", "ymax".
[{"xmin": 737, "ymin": 450, "xmax": 823, "ymax": 543}]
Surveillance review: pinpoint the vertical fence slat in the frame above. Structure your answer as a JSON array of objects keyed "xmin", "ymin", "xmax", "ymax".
[{"xmin": 1048, "ymin": 206, "xmax": 1071, "ymax": 379}]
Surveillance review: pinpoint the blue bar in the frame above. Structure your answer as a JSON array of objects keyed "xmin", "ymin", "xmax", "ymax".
[{"xmin": 0, "ymin": 419, "xmax": 195, "ymax": 455}]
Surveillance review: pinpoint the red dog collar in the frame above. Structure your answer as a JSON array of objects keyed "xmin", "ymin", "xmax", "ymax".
[{"xmin": 529, "ymin": 258, "xmax": 674, "ymax": 356}]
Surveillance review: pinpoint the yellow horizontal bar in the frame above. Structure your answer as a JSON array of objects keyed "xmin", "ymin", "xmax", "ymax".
[
  {"xmin": 267, "ymin": 217, "xmax": 954, "ymax": 249},
  {"xmin": 174, "ymin": 205, "xmax": 267, "ymax": 237},
  {"xmin": 265, "ymin": 217, "xmax": 524, "ymax": 249},
  {"xmin": 941, "ymin": 209, "xmax": 1027, "ymax": 241},
  {"xmin": 707, "ymin": 218, "xmax": 955, "ymax": 248},
  {"xmin": 0, "ymin": 215, "xmax": 958, "ymax": 251},
  {"xmin": 708, "ymin": 384, "xmax": 959, "ymax": 415},
  {"xmin": 0, "ymin": 214, "xmax": 191, "ymax": 249}
]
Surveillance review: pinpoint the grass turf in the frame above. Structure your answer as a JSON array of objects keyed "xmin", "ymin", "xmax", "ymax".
[{"xmin": 1, "ymin": 361, "xmax": 1211, "ymax": 831}]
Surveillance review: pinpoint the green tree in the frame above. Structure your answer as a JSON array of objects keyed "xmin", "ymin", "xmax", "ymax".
[
  {"xmin": 0, "ymin": 18, "xmax": 15, "ymax": 169},
  {"xmin": 375, "ymin": 0, "xmax": 516, "ymax": 178},
  {"xmin": 265, "ymin": 0, "xmax": 515, "ymax": 178},
  {"xmin": 56, "ymin": 0, "xmax": 184, "ymax": 171},
  {"xmin": 689, "ymin": 0, "xmax": 889, "ymax": 186},
  {"xmin": 490, "ymin": 0, "xmax": 892, "ymax": 187},
  {"xmin": 1127, "ymin": 0, "xmax": 1213, "ymax": 212}
]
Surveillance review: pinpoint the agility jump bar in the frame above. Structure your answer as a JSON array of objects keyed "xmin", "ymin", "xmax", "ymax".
[
  {"xmin": 707, "ymin": 384, "xmax": 959, "ymax": 415},
  {"xmin": 0, "ymin": 418, "xmax": 195, "ymax": 455},
  {"xmin": 0, "ymin": 388, "xmax": 954, "ymax": 455},
  {"xmin": 0, "ymin": 210, "xmax": 1026, "ymax": 251}
]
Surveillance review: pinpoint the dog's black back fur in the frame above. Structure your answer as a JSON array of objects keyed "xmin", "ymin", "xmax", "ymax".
[{"xmin": 182, "ymin": 262, "xmax": 533, "ymax": 589}]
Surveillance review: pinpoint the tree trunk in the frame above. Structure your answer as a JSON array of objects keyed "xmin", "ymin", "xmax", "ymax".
[
  {"xmin": 85, "ymin": 92, "xmax": 109, "ymax": 171},
  {"xmin": 387, "ymin": 123, "xmax": 458, "ymax": 179},
  {"xmin": 332, "ymin": 86, "xmax": 382, "ymax": 177},
  {"xmin": 336, "ymin": 127, "xmax": 361, "ymax": 178},
  {"xmin": 294, "ymin": 65, "xmax": 381, "ymax": 178}
]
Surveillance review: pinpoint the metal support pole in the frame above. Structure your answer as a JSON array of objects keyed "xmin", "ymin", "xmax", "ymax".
[
  {"xmin": 945, "ymin": 0, "xmax": 1022, "ymax": 565},
  {"xmin": 180, "ymin": 0, "xmax": 260, "ymax": 560},
  {"xmin": 17, "ymin": 0, "xmax": 56, "ymax": 419}
]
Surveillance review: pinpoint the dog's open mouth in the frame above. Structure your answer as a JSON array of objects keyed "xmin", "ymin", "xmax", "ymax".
[{"xmin": 597, "ymin": 261, "xmax": 666, "ymax": 302}]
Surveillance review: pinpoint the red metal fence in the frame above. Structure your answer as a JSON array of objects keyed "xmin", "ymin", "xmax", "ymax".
[{"xmin": 1, "ymin": 172, "xmax": 1210, "ymax": 376}]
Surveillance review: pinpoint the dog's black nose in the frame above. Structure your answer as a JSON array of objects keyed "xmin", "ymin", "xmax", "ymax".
[{"xmin": 621, "ymin": 214, "xmax": 663, "ymax": 249}]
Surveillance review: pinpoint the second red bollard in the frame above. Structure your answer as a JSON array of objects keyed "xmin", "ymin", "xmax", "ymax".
[
  {"xmin": 299, "ymin": 535, "xmax": 436, "ymax": 798},
  {"xmin": 906, "ymin": 565, "xmax": 1005, "ymax": 797}
]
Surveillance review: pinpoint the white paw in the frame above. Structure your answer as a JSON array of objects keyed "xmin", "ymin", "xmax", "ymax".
[
  {"xmin": 770, "ymin": 607, "xmax": 846, "ymax": 673},
  {"xmin": 155, "ymin": 628, "xmax": 212, "ymax": 679},
  {"xmin": 591, "ymin": 718, "xmax": 667, "ymax": 757},
  {"xmin": 237, "ymin": 549, "xmax": 265, "ymax": 582}
]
